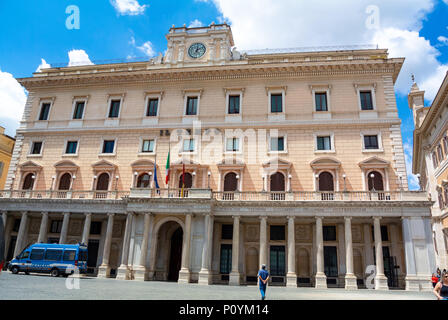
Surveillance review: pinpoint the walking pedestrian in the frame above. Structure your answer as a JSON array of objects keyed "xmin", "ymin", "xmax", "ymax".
[
  {"xmin": 434, "ymin": 271, "xmax": 448, "ymax": 300},
  {"xmin": 258, "ymin": 264, "xmax": 270, "ymax": 300},
  {"xmin": 433, "ymin": 273, "xmax": 440, "ymax": 288}
]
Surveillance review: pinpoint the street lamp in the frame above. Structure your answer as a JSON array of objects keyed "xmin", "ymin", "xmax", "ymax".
[
  {"xmin": 236, "ymin": 174, "xmax": 240, "ymax": 192},
  {"xmin": 342, "ymin": 174, "xmax": 347, "ymax": 192},
  {"xmin": 288, "ymin": 174, "xmax": 292, "ymax": 192},
  {"xmin": 207, "ymin": 171, "xmax": 211, "ymax": 189},
  {"xmin": 370, "ymin": 173, "xmax": 375, "ymax": 192}
]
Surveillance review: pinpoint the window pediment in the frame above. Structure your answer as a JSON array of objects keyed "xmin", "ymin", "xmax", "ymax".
[
  {"xmin": 310, "ymin": 157, "xmax": 341, "ymax": 170},
  {"xmin": 91, "ymin": 160, "xmax": 117, "ymax": 171},
  {"xmin": 19, "ymin": 161, "xmax": 43, "ymax": 171},
  {"xmin": 262, "ymin": 158, "xmax": 292, "ymax": 170},
  {"xmin": 358, "ymin": 156, "xmax": 390, "ymax": 169},
  {"xmin": 54, "ymin": 160, "xmax": 79, "ymax": 171},
  {"xmin": 131, "ymin": 159, "xmax": 155, "ymax": 171},
  {"xmin": 217, "ymin": 159, "xmax": 245, "ymax": 171}
]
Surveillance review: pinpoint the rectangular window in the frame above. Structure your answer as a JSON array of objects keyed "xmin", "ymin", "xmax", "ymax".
[
  {"xmin": 102, "ymin": 140, "xmax": 115, "ymax": 154},
  {"xmin": 90, "ymin": 221, "xmax": 102, "ymax": 235},
  {"xmin": 65, "ymin": 141, "xmax": 78, "ymax": 154},
  {"xmin": 270, "ymin": 137, "xmax": 285, "ymax": 152},
  {"xmin": 31, "ymin": 142, "xmax": 43, "ymax": 155},
  {"xmin": 360, "ymin": 91, "xmax": 374, "ymax": 110},
  {"xmin": 317, "ymin": 136, "xmax": 331, "ymax": 151},
  {"xmin": 226, "ymin": 138, "xmax": 240, "ymax": 152},
  {"xmin": 63, "ymin": 250, "xmax": 76, "ymax": 262},
  {"xmin": 108, "ymin": 100, "xmax": 121, "ymax": 118},
  {"xmin": 39, "ymin": 103, "xmax": 51, "ymax": 120},
  {"xmin": 270, "ymin": 226, "xmax": 285, "ymax": 241},
  {"xmin": 45, "ymin": 249, "xmax": 63, "ymax": 261},
  {"xmin": 228, "ymin": 95, "xmax": 240, "ymax": 114},
  {"xmin": 142, "ymin": 140, "xmax": 155, "ymax": 153},
  {"xmin": 186, "ymin": 97, "xmax": 198, "ymax": 115},
  {"xmin": 323, "ymin": 226, "xmax": 337, "ymax": 241},
  {"xmin": 315, "ymin": 92, "xmax": 328, "ymax": 112},
  {"xmin": 221, "ymin": 224, "xmax": 233, "ymax": 240},
  {"xmin": 271, "ymin": 94, "xmax": 283, "ymax": 113},
  {"xmin": 183, "ymin": 139, "xmax": 195, "ymax": 152},
  {"xmin": 50, "ymin": 220, "xmax": 63, "ymax": 233},
  {"xmin": 364, "ymin": 135, "xmax": 379, "ymax": 150},
  {"xmin": 30, "ymin": 249, "xmax": 45, "ymax": 260},
  {"xmin": 73, "ymin": 101, "xmax": 85, "ymax": 119},
  {"xmin": 270, "ymin": 246, "xmax": 285, "ymax": 276},
  {"xmin": 146, "ymin": 99, "xmax": 158, "ymax": 117},
  {"xmin": 220, "ymin": 244, "xmax": 232, "ymax": 274}
]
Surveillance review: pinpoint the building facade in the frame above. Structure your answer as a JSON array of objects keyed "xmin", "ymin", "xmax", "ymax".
[
  {"xmin": 411, "ymin": 72, "xmax": 448, "ymax": 270},
  {"xmin": 0, "ymin": 24, "xmax": 435, "ymax": 291},
  {"xmin": 0, "ymin": 126, "xmax": 15, "ymax": 190}
]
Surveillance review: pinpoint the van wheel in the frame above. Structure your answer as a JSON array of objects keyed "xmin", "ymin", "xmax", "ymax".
[
  {"xmin": 25, "ymin": 271, "xmax": 30, "ymax": 275},
  {"xmin": 11, "ymin": 266, "xmax": 19, "ymax": 274},
  {"xmin": 50, "ymin": 268, "xmax": 59, "ymax": 277}
]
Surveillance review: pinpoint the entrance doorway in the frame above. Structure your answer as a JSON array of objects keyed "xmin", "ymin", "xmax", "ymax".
[
  {"xmin": 324, "ymin": 246, "xmax": 338, "ymax": 283},
  {"xmin": 270, "ymin": 245, "xmax": 286, "ymax": 284},
  {"xmin": 87, "ymin": 239, "xmax": 100, "ymax": 274},
  {"xmin": 168, "ymin": 227, "xmax": 183, "ymax": 281}
]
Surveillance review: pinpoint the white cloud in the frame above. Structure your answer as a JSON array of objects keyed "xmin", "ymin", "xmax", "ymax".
[
  {"xmin": 35, "ymin": 59, "xmax": 51, "ymax": 73},
  {"xmin": 403, "ymin": 141, "xmax": 420, "ymax": 190},
  {"xmin": 0, "ymin": 70, "xmax": 27, "ymax": 136},
  {"xmin": 137, "ymin": 41, "xmax": 155, "ymax": 57},
  {"xmin": 188, "ymin": 19, "xmax": 203, "ymax": 28},
  {"xmin": 438, "ymin": 35, "xmax": 448, "ymax": 45},
  {"xmin": 110, "ymin": 0, "xmax": 148, "ymax": 16},
  {"xmin": 68, "ymin": 49, "xmax": 94, "ymax": 67}
]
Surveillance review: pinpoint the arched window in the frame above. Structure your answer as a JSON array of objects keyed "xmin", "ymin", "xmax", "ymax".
[
  {"xmin": 58, "ymin": 173, "xmax": 72, "ymax": 191},
  {"xmin": 367, "ymin": 171, "xmax": 384, "ymax": 191},
  {"xmin": 318, "ymin": 172, "xmax": 334, "ymax": 191},
  {"xmin": 137, "ymin": 173, "xmax": 151, "ymax": 188},
  {"xmin": 224, "ymin": 172, "xmax": 238, "ymax": 192},
  {"xmin": 179, "ymin": 172, "xmax": 193, "ymax": 189},
  {"xmin": 270, "ymin": 172, "xmax": 285, "ymax": 200},
  {"xmin": 22, "ymin": 173, "xmax": 35, "ymax": 190},
  {"xmin": 96, "ymin": 173, "xmax": 110, "ymax": 191}
]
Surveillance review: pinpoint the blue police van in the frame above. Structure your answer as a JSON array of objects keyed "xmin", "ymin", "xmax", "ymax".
[{"xmin": 8, "ymin": 243, "xmax": 88, "ymax": 277}]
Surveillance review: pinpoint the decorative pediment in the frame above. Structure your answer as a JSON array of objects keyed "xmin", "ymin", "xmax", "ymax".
[
  {"xmin": 131, "ymin": 159, "xmax": 155, "ymax": 170},
  {"xmin": 54, "ymin": 160, "xmax": 79, "ymax": 170},
  {"xmin": 217, "ymin": 159, "xmax": 246, "ymax": 171},
  {"xmin": 262, "ymin": 158, "xmax": 292, "ymax": 170},
  {"xmin": 19, "ymin": 161, "xmax": 43, "ymax": 171},
  {"xmin": 91, "ymin": 160, "xmax": 117, "ymax": 171},
  {"xmin": 310, "ymin": 157, "xmax": 341, "ymax": 170},
  {"xmin": 171, "ymin": 158, "xmax": 203, "ymax": 170},
  {"xmin": 358, "ymin": 156, "xmax": 390, "ymax": 169}
]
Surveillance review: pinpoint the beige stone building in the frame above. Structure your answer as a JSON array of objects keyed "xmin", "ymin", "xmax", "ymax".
[
  {"xmin": 0, "ymin": 24, "xmax": 435, "ymax": 291},
  {"xmin": 411, "ymin": 72, "xmax": 448, "ymax": 270},
  {"xmin": 0, "ymin": 126, "xmax": 15, "ymax": 190}
]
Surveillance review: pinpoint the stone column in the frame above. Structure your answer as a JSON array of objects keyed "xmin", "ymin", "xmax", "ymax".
[
  {"xmin": 59, "ymin": 213, "xmax": 70, "ymax": 244},
  {"xmin": 363, "ymin": 223, "xmax": 374, "ymax": 267},
  {"xmin": 1, "ymin": 212, "xmax": 7, "ymax": 230},
  {"xmin": 199, "ymin": 214, "xmax": 214, "ymax": 285},
  {"xmin": 315, "ymin": 217, "xmax": 327, "ymax": 288},
  {"xmin": 373, "ymin": 217, "xmax": 388, "ymax": 290},
  {"xmin": 117, "ymin": 212, "xmax": 133, "ymax": 280},
  {"xmin": 229, "ymin": 215, "xmax": 241, "ymax": 286},
  {"xmin": 14, "ymin": 212, "xmax": 28, "ymax": 257},
  {"xmin": 98, "ymin": 213, "xmax": 115, "ymax": 278},
  {"xmin": 401, "ymin": 217, "xmax": 419, "ymax": 291},
  {"xmin": 287, "ymin": 216, "xmax": 297, "ymax": 287},
  {"xmin": 135, "ymin": 213, "xmax": 153, "ymax": 281},
  {"xmin": 37, "ymin": 212, "xmax": 49, "ymax": 243},
  {"xmin": 81, "ymin": 213, "xmax": 92, "ymax": 245},
  {"xmin": 344, "ymin": 217, "xmax": 358, "ymax": 290},
  {"xmin": 259, "ymin": 216, "xmax": 267, "ymax": 267},
  {"xmin": 178, "ymin": 214, "xmax": 192, "ymax": 284}
]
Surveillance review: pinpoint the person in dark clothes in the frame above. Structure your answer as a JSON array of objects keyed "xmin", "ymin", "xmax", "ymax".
[
  {"xmin": 258, "ymin": 264, "xmax": 270, "ymax": 300},
  {"xmin": 434, "ymin": 271, "xmax": 448, "ymax": 300}
]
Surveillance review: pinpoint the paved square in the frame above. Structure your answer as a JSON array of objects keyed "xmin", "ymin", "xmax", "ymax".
[{"xmin": 0, "ymin": 272, "xmax": 436, "ymax": 300}]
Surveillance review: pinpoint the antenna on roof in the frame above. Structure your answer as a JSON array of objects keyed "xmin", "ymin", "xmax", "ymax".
[{"xmin": 411, "ymin": 74, "xmax": 415, "ymax": 83}]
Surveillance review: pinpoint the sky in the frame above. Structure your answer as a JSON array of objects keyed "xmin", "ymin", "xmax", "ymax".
[{"xmin": 1, "ymin": 0, "xmax": 448, "ymax": 190}]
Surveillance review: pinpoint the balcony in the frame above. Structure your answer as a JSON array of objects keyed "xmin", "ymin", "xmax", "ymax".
[{"xmin": 0, "ymin": 189, "xmax": 429, "ymax": 202}]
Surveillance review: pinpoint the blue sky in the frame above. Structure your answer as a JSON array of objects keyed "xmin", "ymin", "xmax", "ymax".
[{"xmin": 0, "ymin": 0, "xmax": 448, "ymax": 190}]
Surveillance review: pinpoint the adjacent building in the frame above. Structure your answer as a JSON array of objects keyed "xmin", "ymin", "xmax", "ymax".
[
  {"xmin": 411, "ymin": 72, "xmax": 448, "ymax": 270},
  {"xmin": 0, "ymin": 24, "xmax": 435, "ymax": 291},
  {"xmin": 0, "ymin": 126, "xmax": 15, "ymax": 190}
]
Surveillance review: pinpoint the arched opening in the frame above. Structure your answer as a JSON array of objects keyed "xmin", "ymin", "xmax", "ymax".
[
  {"xmin": 318, "ymin": 171, "xmax": 334, "ymax": 200},
  {"xmin": 96, "ymin": 173, "xmax": 110, "ymax": 191},
  {"xmin": 154, "ymin": 221, "xmax": 184, "ymax": 282},
  {"xmin": 367, "ymin": 171, "xmax": 384, "ymax": 191},
  {"xmin": 270, "ymin": 172, "xmax": 285, "ymax": 200},
  {"xmin": 179, "ymin": 172, "xmax": 193, "ymax": 189},
  {"xmin": 58, "ymin": 173, "xmax": 72, "ymax": 191},
  {"xmin": 137, "ymin": 173, "xmax": 151, "ymax": 188},
  {"xmin": 223, "ymin": 172, "xmax": 238, "ymax": 200},
  {"xmin": 22, "ymin": 173, "xmax": 35, "ymax": 190}
]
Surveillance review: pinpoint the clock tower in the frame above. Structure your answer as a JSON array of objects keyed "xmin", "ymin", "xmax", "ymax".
[{"xmin": 164, "ymin": 23, "xmax": 235, "ymax": 66}]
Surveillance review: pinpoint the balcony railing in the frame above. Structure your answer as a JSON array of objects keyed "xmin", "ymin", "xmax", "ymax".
[{"xmin": 0, "ymin": 189, "xmax": 430, "ymax": 202}]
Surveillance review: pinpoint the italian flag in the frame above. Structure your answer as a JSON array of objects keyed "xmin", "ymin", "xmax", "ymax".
[{"xmin": 165, "ymin": 151, "xmax": 171, "ymax": 185}]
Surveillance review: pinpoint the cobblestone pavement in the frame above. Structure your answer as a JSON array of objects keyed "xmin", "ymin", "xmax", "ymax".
[{"xmin": 0, "ymin": 272, "xmax": 436, "ymax": 300}]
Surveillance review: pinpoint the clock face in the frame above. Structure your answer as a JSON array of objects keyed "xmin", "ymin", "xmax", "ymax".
[{"xmin": 188, "ymin": 43, "xmax": 206, "ymax": 59}]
